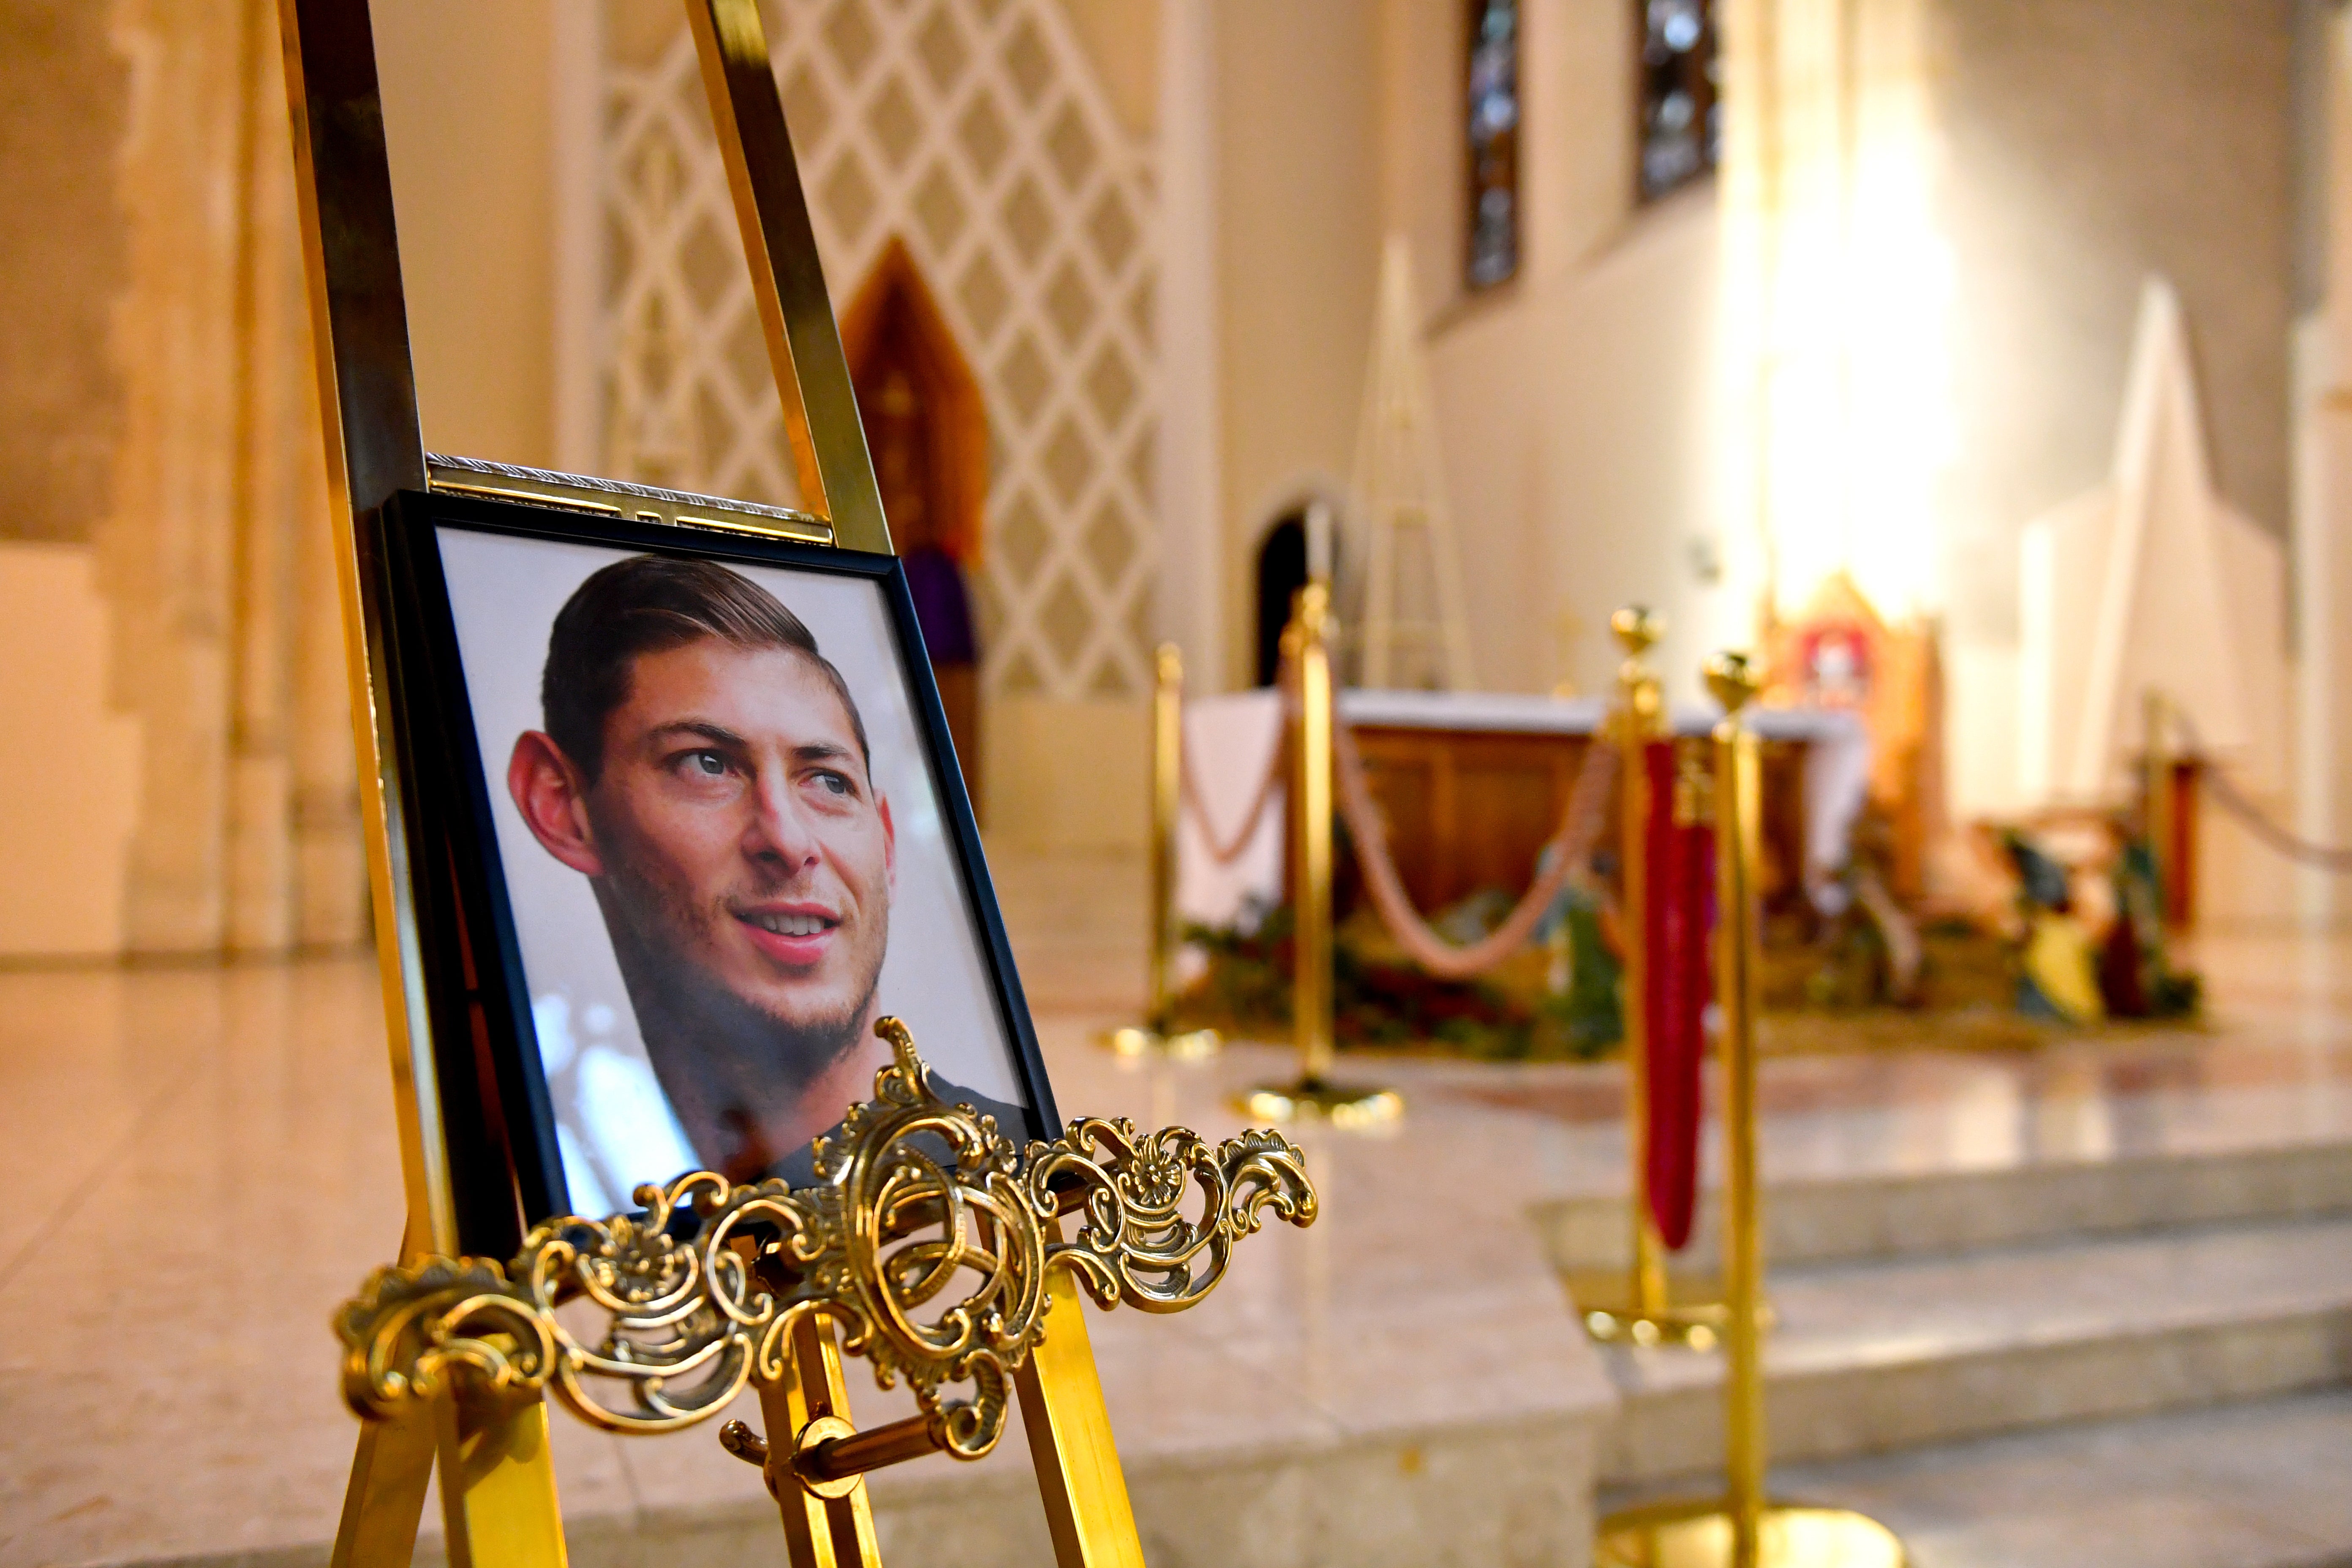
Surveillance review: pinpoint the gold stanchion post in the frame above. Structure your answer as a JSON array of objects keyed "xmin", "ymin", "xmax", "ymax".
[
  {"xmin": 1244, "ymin": 583, "xmax": 1402, "ymax": 1129},
  {"xmin": 1595, "ymin": 653, "xmax": 1905, "ymax": 1568},
  {"xmin": 1563, "ymin": 609, "xmax": 1728, "ymax": 1348},
  {"xmin": 1106, "ymin": 645, "xmax": 1221, "ymax": 1060},
  {"xmin": 2144, "ymin": 686, "xmax": 2174, "ymax": 924}
]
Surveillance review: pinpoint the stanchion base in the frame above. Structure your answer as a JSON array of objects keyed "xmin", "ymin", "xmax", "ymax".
[
  {"xmin": 1100, "ymin": 1026, "xmax": 1223, "ymax": 1060},
  {"xmin": 1596, "ymin": 1499, "xmax": 1906, "ymax": 1568},
  {"xmin": 1559, "ymin": 1270, "xmax": 1751, "ymax": 1349},
  {"xmin": 1238, "ymin": 1078, "xmax": 1404, "ymax": 1130}
]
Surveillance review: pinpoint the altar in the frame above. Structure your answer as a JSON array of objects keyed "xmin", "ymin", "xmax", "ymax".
[{"xmin": 1176, "ymin": 688, "xmax": 1870, "ymax": 932}]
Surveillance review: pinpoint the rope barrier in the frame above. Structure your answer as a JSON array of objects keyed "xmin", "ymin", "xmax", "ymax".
[
  {"xmin": 1178, "ymin": 735, "xmax": 1285, "ymax": 867},
  {"xmin": 1172, "ymin": 671, "xmax": 1619, "ymax": 977},
  {"xmin": 2169, "ymin": 711, "xmax": 2352, "ymax": 873},
  {"xmin": 1331, "ymin": 716, "xmax": 1619, "ymax": 980},
  {"xmin": 2194, "ymin": 761, "xmax": 2352, "ymax": 872}
]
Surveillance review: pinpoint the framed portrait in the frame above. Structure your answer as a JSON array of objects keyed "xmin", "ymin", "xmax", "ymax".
[{"xmin": 377, "ymin": 486, "xmax": 1054, "ymax": 1250}]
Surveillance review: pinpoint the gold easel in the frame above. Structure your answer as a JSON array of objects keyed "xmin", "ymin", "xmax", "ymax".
[
  {"xmin": 1563, "ymin": 609, "xmax": 1727, "ymax": 1346},
  {"xmin": 1243, "ymin": 580, "xmax": 1402, "ymax": 1128},
  {"xmin": 1105, "ymin": 644, "xmax": 1221, "ymax": 1060},
  {"xmin": 1594, "ymin": 655, "xmax": 1902, "ymax": 1568},
  {"xmin": 334, "ymin": 1025, "xmax": 1316, "ymax": 1568},
  {"xmin": 278, "ymin": 3, "xmax": 1316, "ymax": 1563}
]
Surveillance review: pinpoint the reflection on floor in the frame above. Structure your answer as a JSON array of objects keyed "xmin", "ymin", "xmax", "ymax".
[{"xmin": 0, "ymin": 852, "xmax": 2347, "ymax": 1568}]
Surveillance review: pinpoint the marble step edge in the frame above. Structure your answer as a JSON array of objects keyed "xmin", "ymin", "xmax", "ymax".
[
  {"xmin": 1599, "ymin": 1390, "xmax": 2352, "ymax": 1568},
  {"xmin": 1534, "ymin": 1137, "xmax": 2352, "ymax": 1272},
  {"xmin": 1599, "ymin": 1292, "xmax": 2352, "ymax": 1484},
  {"xmin": 88, "ymin": 1410, "xmax": 1609, "ymax": 1568}
]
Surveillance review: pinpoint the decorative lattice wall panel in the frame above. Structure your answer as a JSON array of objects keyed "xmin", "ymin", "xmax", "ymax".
[{"xmin": 596, "ymin": 0, "xmax": 1159, "ymax": 701}]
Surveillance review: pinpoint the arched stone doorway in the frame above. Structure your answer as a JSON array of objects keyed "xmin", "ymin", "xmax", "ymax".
[
  {"xmin": 1253, "ymin": 504, "xmax": 1340, "ymax": 687},
  {"xmin": 1254, "ymin": 510, "xmax": 1307, "ymax": 688},
  {"xmin": 841, "ymin": 236, "xmax": 988, "ymax": 805}
]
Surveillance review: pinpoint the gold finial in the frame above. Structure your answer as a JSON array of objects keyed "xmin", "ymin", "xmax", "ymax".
[
  {"xmin": 1295, "ymin": 580, "xmax": 1332, "ymax": 644},
  {"xmin": 1611, "ymin": 605, "xmax": 1663, "ymax": 658},
  {"xmin": 1704, "ymin": 651, "xmax": 1759, "ymax": 715},
  {"xmin": 1155, "ymin": 642, "xmax": 1182, "ymax": 686},
  {"xmin": 1614, "ymin": 606, "xmax": 1666, "ymax": 732}
]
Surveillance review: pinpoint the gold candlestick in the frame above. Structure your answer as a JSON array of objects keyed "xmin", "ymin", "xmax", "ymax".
[
  {"xmin": 1244, "ymin": 582, "xmax": 1401, "ymax": 1129},
  {"xmin": 1594, "ymin": 653, "xmax": 1903, "ymax": 1568}
]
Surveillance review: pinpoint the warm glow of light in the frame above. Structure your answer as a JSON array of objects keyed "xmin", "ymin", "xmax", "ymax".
[{"xmin": 1721, "ymin": 0, "xmax": 1954, "ymax": 626}]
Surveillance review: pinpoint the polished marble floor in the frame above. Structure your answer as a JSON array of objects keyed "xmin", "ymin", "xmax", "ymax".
[
  {"xmin": 1769, "ymin": 1390, "xmax": 2352, "ymax": 1568},
  {"xmin": 1, "ymin": 852, "xmax": 2348, "ymax": 1567}
]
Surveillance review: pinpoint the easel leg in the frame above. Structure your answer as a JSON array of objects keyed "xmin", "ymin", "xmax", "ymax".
[
  {"xmin": 331, "ymin": 1410, "xmax": 436, "ymax": 1568},
  {"xmin": 433, "ymin": 1395, "xmax": 569, "ymax": 1568},
  {"xmin": 1016, "ymin": 1274, "xmax": 1146, "ymax": 1568},
  {"xmin": 768, "ymin": 1312, "xmax": 884, "ymax": 1568}
]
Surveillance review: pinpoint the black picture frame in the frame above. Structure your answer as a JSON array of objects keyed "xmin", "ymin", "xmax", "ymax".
[{"xmin": 372, "ymin": 486, "xmax": 1056, "ymax": 1257}]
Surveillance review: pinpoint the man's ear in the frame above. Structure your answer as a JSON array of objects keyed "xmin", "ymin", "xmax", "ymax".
[
  {"xmin": 509, "ymin": 731, "xmax": 605, "ymax": 877},
  {"xmin": 877, "ymin": 793, "xmax": 896, "ymax": 887}
]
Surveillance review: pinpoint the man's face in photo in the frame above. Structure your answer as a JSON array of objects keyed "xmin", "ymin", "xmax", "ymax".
[{"xmin": 562, "ymin": 638, "xmax": 895, "ymax": 1058}]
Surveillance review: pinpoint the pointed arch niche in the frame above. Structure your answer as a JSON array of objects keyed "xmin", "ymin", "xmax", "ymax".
[{"xmin": 841, "ymin": 236, "xmax": 987, "ymax": 803}]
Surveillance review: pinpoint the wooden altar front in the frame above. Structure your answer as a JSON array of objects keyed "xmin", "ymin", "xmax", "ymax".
[{"xmin": 1345, "ymin": 732, "xmax": 1810, "ymax": 915}]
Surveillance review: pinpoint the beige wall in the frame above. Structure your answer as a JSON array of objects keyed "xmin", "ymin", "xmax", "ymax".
[
  {"xmin": 1412, "ymin": 0, "xmax": 2299, "ymax": 724},
  {"xmin": 1190, "ymin": 0, "xmax": 1732, "ymax": 701},
  {"xmin": 1377, "ymin": 0, "xmax": 1465, "ymax": 332},
  {"xmin": 0, "ymin": 3, "xmax": 129, "ymax": 544},
  {"xmin": 1433, "ymin": 194, "xmax": 1734, "ymax": 699},
  {"xmin": 1921, "ymin": 0, "xmax": 2295, "ymax": 835},
  {"xmin": 376, "ymin": 0, "xmax": 560, "ymax": 468},
  {"xmin": 1932, "ymin": 0, "xmax": 2295, "ymax": 645},
  {"xmin": 1380, "ymin": 0, "xmax": 1734, "ymax": 698},
  {"xmin": 1214, "ymin": 0, "xmax": 1384, "ymax": 687},
  {"xmin": 0, "ymin": 546, "xmax": 142, "ymax": 956},
  {"xmin": 1058, "ymin": 0, "xmax": 1160, "ymax": 140},
  {"xmin": 983, "ymin": 697, "xmax": 1149, "ymax": 850}
]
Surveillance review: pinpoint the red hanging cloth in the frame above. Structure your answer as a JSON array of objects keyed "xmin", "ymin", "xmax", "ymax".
[{"xmin": 1643, "ymin": 738, "xmax": 1713, "ymax": 1250}]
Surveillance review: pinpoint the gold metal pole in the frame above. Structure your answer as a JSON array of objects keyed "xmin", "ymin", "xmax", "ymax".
[
  {"xmin": 1593, "ymin": 653, "xmax": 1904, "ymax": 1568},
  {"xmin": 2145, "ymin": 687, "xmax": 2173, "ymax": 921},
  {"xmin": 1710, "ymin": 656, "xmax": 1768, "ymax": 1561},
  {"xmin": 276, "ymin": 0, "xmax": 456, "ymax": 1268},
  {"xmin": 1296, "ymin": 585, "xmax": 1336, "ymax": 1083},
  {"xmin": 329, "ymin": 1411, "xmax": 435, "ymax": 1568},
  {"xmin": 1244, "ymin": 582, "xmax": 1401, "ymax": 1128},
  {"xmin": 682, "ymin": 0, "xmax": 885, "ymax": 551},
  {"xmin": 1617, "ymin": 611, "xmax": 1671, "ymax": 1317},
  {"xmin": 1018, "ymin": 1272, "xmax": 1151, "ymax": 1568},
  {"xmin": 1150, "ymin": 643, "xmax": 1183, "ymax": 1027},
  {"xmin": 1563, "ymin": 610, "xmax": 1726, "ymax": 1348},
  {"xmin": 431, "ymin": 1398, "xmax": 568, "ymax": 1568},
  {"xmin": 280, "ymin": 3, "xmax": 570, "ymax": 1561},
  {"xmin": 764, "ymin": 1313, "xmax": 884, "ymax": 1568},
  {"xmin": 1106, "ymin": 645, "xmax": 1220, "ymax": 1059}
]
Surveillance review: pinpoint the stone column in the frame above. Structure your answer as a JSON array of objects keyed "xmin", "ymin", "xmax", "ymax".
[{"xmin": 101, "ymin": 0, "xmax": 361, "ymax": 956}]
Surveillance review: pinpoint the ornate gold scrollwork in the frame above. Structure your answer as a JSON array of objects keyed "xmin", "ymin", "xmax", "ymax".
[{"xmin": 337, "ymin": 1018, "xmax": 1317, "ymax": 1468}]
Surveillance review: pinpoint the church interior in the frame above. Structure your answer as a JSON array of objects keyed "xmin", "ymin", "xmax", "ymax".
[{"xmin": 6, "ymin": 1, "xmax": 2352, "ymax": 1565}]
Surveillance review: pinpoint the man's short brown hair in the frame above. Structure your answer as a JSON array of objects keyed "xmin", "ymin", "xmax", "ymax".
[{"xmin": 541, "ymin": 555, "xmax": 870, "ymax": 783}]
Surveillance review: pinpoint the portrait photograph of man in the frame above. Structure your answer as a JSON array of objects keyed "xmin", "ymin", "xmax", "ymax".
[{"xmin": 433, "ymin": 529, "xmax": 1033, "ymax": 1214}]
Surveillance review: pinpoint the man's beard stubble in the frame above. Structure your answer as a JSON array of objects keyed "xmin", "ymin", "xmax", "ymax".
[{"xmin": 594, "ymin": 858, "xmax": 888, "ymax": 1106}]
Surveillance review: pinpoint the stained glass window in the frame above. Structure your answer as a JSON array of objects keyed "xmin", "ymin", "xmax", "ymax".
[
  {"xmin": 1466, "ymin": 0, "xmax": 1521, "ymax": 291},
  {"xmin": 1637, "ymin": 0, "xmax": 1719, "ymax": 202}
]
